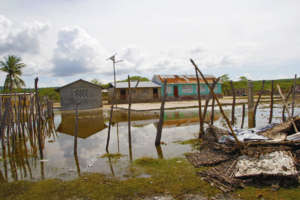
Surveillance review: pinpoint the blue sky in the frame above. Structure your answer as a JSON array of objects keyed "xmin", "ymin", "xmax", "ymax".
[{"xmin": 0, "ymin": 0, "xmax": 299, "ymax": 87}]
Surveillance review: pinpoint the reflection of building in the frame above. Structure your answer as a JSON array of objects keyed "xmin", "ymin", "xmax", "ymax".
[
  {"xmin": 108, "ymin": 81, "xmax": 161, "ymax": 104},
  {"xmin": 161, "ymin": 110, "xmax": 222, "ymax": 128},
  {"xmin": 58, "ymin": 79, "xmax": 102, "ymax": 110},
  {"xmin": 152, "ymin": 75, "xmax": 222, "ymax": 100},
  {"xmin": 57, "ymin": 109, "xmax": 107, "ymax": 138}
]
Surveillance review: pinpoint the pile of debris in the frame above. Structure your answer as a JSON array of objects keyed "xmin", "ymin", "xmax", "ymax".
[{"xmin": 186, "ymin": 117, "xmax": 300, "ymax": 192}]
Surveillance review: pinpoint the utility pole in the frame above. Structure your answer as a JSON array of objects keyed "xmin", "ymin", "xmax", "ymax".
[{"xmin": 107, "ymin": 54, "xmax": 123, "ymax": 108}]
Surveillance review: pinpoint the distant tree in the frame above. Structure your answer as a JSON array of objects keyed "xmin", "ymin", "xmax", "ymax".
[
  {"xmin": 91, "ymin": 78, "xmax": 102, "ymax": 85},
  {"xmin": 118, "ymin": 75, "xmax": 149, "ymax": 82},
  {"xmin": 220, "ymin": 74, "xmax": 231, "ymax": 95},
  {"xmin": 239, "ymin": 76, "xmax": 248, "ymax": 82},
  {"xmin": 0, "ymin": 55, "xmax": 26, "ymax": 92}
]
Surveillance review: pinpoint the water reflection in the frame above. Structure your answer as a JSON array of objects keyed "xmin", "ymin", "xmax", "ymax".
[
  {"xmin": 1, "ymin": 105, "xmax": 298, "ymax": 182},
  {"xmin": 57, "ymin": 110, "xmax": 107, "ymax": 139}
]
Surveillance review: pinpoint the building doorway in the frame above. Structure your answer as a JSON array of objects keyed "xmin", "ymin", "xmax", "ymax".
[
  {"xmin": 174, "ymin": 86, "xmax": 179, "ymax": 98},
  {"xmin": 120, "ymin": 89, "xmax": 126, "ymax": 100},
  {"xmin": 153, "ymin": 88, "xmax": 158, "ymax": 99}
]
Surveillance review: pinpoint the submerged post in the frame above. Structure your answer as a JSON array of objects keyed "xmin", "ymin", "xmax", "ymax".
[
  {"xmin": 128, "ymin": 75, "xmax": 132, "ymax": 160},
  {"xmin": 269, "ymin": 80, "xmax": 274, "ymax": 124},
  {"xmin": 230, "ymin": 80, "xmax": 236, "ymax": 125},
  {"xmin": 34, "ymin": 77, "xmax": 43, "ymax": 160},
  {"xmin": 241, "ymin": 104, "xmax": 245, "ymax": 129},
  {"xmin": 292, "ymin": 74, "xmax": 297, "ymax": 118},
  {"xmin": 248, "ymin": 80, "xmax": 254, "ymax": 128},
  {"xmin": 253, "ymin": 80, "xmax": 265, "ymax": 127},
  {"xmin": 155, "ymin": 80, "xmax": 167, "ymax": 146}
]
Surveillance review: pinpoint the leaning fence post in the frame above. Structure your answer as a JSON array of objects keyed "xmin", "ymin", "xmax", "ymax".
[
  {"xmin": 155, "ymin": 80, "xmax": 167, "ymax": 146},
  {"xmin": 190, "ymin": 59, "xmax": 242, "ymax": 146},
  {"xmin": 194, "ymin": 67, "xmax": 204, "ymax": 138},
  {"xmin": 247, "ymin": 80, "xmax": 255, "ymax": 128}
]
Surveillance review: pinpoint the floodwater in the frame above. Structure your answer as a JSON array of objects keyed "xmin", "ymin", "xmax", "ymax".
[{"xmin": 0, "ymin": 103, "xmax": 299, "ymax": 182}]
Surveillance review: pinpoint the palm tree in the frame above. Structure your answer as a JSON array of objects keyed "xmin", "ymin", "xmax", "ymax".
[{"xmin": 0, "ymin": 55, "xmax": 26, "ymax": 92}]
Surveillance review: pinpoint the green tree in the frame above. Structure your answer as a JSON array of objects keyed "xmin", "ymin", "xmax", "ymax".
[
  {"xmin": 220, "ymin": 74, "xmax": 230, "ymax": 83},
  {"xmin": 239, "ymin": 76, "xmax": 248, "ymax": 82},
  {"xmin": 118, "ymin": 76, "xmax": 149, "ymax": 82},
  {"xmin": 91, "ymin": 78, "xmax": 102, "ymax": 85},
  {"xmin": 0, "ymin": 55, "xmax": 26, "ymax": 92}
]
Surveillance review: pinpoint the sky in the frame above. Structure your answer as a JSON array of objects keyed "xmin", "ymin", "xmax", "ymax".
[{"xmin": 0, "ymin": 0, "xmax": 299, "ymax": 88}]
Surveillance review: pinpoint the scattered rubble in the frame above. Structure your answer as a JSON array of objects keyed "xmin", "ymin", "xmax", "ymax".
[{"xmin": 186, "ymin": 117, "xmax": 300, "ymax": 192}]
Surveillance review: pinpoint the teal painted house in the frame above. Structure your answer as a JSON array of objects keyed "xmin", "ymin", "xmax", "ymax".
[{"xmin": 152, "ymin": 75, "xmax": 222, "ymax": 100}]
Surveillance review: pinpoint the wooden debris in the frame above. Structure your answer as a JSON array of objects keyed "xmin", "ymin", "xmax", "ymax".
[
  {"xmin": 197, "ymin": 160, "xmax": 243, "ymax": 192},
  {"xmin": 185, "ymin": 149, "xmax": 231, "ymax": 167}
]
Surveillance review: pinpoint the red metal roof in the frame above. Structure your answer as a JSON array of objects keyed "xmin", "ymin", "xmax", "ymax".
[{"xmin": 155, "ymin": 75, "xmax": 216, "ymax": 84}]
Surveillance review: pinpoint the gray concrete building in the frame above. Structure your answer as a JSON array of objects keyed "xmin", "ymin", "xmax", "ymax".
[
  {"xmin": 108, "ymin": 81, "xmax": 161, "ymax": 104},
  {"xmin": 58, "ymin": 79, "xmax": 102, "ymax": 110}
]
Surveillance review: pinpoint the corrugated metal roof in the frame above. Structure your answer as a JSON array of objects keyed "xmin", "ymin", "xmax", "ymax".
[
  {"xmin": 153, "ymin": 74, "xmax": 216, "ymax": 84},
  {"xmin": 111, "ymin": 81, "xmax": 161, "ymax": 89}
]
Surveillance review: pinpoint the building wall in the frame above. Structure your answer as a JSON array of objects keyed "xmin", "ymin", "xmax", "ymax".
[
  {"xmin": 60, "ymin": 81, "xmax": 102, "ymax": 110},
  {"xmin": 161, "ymin": 83, "xmax": 222, "ymax": 100},
  {"xmin": 108, "ymin": 87, "xmax": 161, "ymax": 104}
]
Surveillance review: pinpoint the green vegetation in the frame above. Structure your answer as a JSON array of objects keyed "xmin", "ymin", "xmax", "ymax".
[
  {"xmin": 0, "ymin": 158, "xmax": 219, "ymax": 200},
  {"xmin": 1, "ymin": 157, "xmax": 300, "ymax": 199},
  {"xmin": 100, "ymin": 153, "xmax": 125, "ymax": 159},
  {"xmin": 173, "ymin": 138, "xmax": 202, "ymax": 150},
  {"xmin": 118, "ymin": 75, "xmax": 149, "ymax": 82},
  {"xmin": 221, "ymin": 75, "xmax": 300, "ymax": 95},
  {"xmin": 0, "ymin": 55, "xmax": 26, "ymax": 92}
]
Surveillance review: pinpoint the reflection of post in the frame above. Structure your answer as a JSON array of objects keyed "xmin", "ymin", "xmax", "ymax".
[
  {"xmin": 210, "ymin": 95, "xmax": 215, "ymax": 125},
  {"xmin": 248, "ymin": 81, "xmax": 254, "ymax": 128},
  {"xmin": 74, "ymin": 152, "xmax": 81, "ymax": 176},
  {"xmin": 128, "ymin": 75, "xmax": 132, "ymax": 162},
  {"xmin": 74, "ymin": 103, "xmax": 79, "ymax": 156},
  {"xmin": 106, "ymin": 151, "xmax": 115, "ymax": 177},
  {"xmin": 106, "ymin": 89, "xmax": 116, "ymax": 152},
  {"xmin": 117, "ymin": 122, "xmax": 120, "ymax": 153},
  {"xmin": 155, "ymin": 145, "xmax": 164, "ymax": 159},
  {"xmin": 40, "ymin": 160, "xmax": 45, "ymax": 180},
  {"xmin": 155, "ymin": 80, "xmax": 167, "ymax": 146}
]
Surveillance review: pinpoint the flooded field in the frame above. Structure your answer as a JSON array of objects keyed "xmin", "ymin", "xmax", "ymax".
[{"xmin": 1, "ymin": 103, "xmax": 299, "ymax": 182}]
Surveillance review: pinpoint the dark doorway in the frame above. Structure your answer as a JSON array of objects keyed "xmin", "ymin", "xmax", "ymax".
[
  {"xmin": 120, "ymin": 89, "xmax": 126, "ymax": 100},
  {"xmin": 174, "ymin": 86, "xmax": 179, "ymax": 98},
  {"xmin": 153, "ymin": 88, "xmax": 158, "ymax": 98}
]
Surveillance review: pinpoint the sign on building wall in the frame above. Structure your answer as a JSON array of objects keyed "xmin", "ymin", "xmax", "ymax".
[
  {"xmin": 196, "ymin": 85, "xmax": 206, "ymax": 93},
  {"xmin": 182, "ymin": 85, "xmax": 193, "ymax": 93},
  {"xmin": 73, "ymin": 88, "xmax": 88, "ymax": 98},
  {"xmin": 167, "ymin": 86, "xmax": 173, "ymax": 94}
]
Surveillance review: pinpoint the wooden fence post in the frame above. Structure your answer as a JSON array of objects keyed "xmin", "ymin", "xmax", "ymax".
[
  {"xmin": 248, "ymin": 80, "xmax": 255, "ymax": 128},
  {"xmin": 128, "ymin": 75, "xmax": 132, "ymax": 161},
  {"xmin": 292, "ymin": 74, "xmax": 297, "ymax": 118},
  {"xmin": 269, "ymin": 80, "xmax": 274, "ymax": 124},
  {"xmin": 194, "ymin": 68, "xmax": 204, "ymax": 138},
  {"xmin": 34, "ymin": 78, "xmax": 43, "ymax": 160},
  {"xmin": 155, "ymin": 80, "xmax": 167, "ymax": 146},
  {"xmin": 241, "ymin": 104, "xmax": 245, "ymax": 129},
  {"xmin": 230, "ymin": 81, "xmax": 236, "ymax": 125},
  {"xmin": 253, "ymin": 80, "xmax": 265, "ymax": 127}
]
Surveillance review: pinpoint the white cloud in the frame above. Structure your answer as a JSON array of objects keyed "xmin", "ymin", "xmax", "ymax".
[
  {"xmin": 52, "ymin": 26, "xmax": 109, "ymax": 76},
  {"xmin": 0, "ymin": 15, "xmax": 49, "ymax": 55}
]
